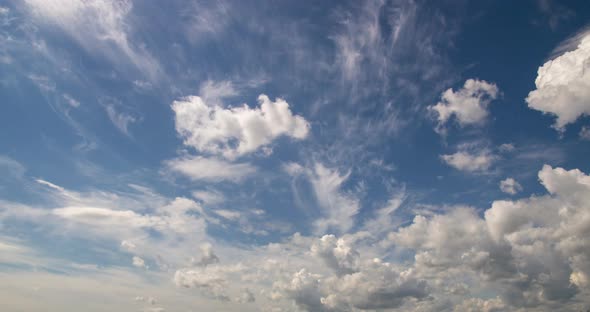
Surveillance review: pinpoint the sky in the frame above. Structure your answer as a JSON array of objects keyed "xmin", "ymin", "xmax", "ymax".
[{"xmin": 1, "ymin": 0, "xmax": 590, "ymax": 311}]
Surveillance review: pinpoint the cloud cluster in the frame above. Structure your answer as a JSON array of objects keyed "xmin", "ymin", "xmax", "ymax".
[
  {"xmin": 389, "ymin": 165, "xmax": 590, "ymax": 310},
  {"xmin": 526, "ymin": 33, "xmax": 590, "ymax": 130},
  {"xmin": 172, "ymin": 94, "xmax": 310, "ymax": 159}
]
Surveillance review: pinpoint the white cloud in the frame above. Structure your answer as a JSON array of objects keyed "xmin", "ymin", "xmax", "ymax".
[
  {"xmin": 62, "ymin": 94, "xmax": 80, "ymax": 108},
  {"xmin": 580, "ymin": 126, "xmax": 590, "ymax": 140},
  {"xmin": 53, "ymin": 207, "xmax": 153, "ymax": 227},
  {"xmin": 499, "ymin": 178, "xmax": 523, "ymax": 195},
  {"xmin": 165, "ymin": 156, "xmax": 256, "ymax": 182},
  {"xmin": 309, "ymin": 163, "xmax": 360, "ymax": 235},
  {"xmin": 441, "ymin": 148, "xmax": 496, "ymax": 173},
  {"xmin": 429, "ymin": 79, "xmax": 499, "ymax": 133},
  {"xmin": 106, "ymin": 105, "xmax": 136, "ymax": 136},
  {"xmin": 191, "ymin": 190, "xmax": 225, "ymax": 205},
  {"xmin": 310, "ymin": 235, "xmax": 360, "ymax": 276},
  {"xmin": 132, "ymin": 256, "xmax": 147, "ymax": 269},
  {"xmin": 199, "ymin": 80, "xmax": 238, "ymax": 105},
  {"xmin": 390, "ymin": 165, "xmax": 590, "ymax": 309},
  {"xmin": 526, "ymin": 33, "xmax": 590, "ymax": 130},
  {"xmin": 24, "ymin": 0, "xmax": 161, "ymax": 79},
  {"xmin": 172, "ymin": 94, "xmax": 310, "ymax": 159}
]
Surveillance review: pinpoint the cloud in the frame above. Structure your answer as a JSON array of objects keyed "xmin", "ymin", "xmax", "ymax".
[
  {"xmin": 199, "ymin": 80, "xmax": 238, "ymax": 106},
  {"xmin": 390, "ymin": 165, "xmax": 590, "ymax": 309},
  {"xmin": 191, "ymin": 190, "xmax": 225, "ymax": 205},
  {"xmin": 441, "ymin": 148, "xmax": 497, "ymax": 173},
  {"xmin": 192, "ymin": 243, "xmax": 220, "ymax": 267},
  {"xmin": 581, "ymin": 126, "xmax": 590, "ymax": 140},
  {"xmin": 499, "ymin": 178, "xmax": 523, "ymax": 195},
  {"xmin": 0, "ymin": 155, "xmax": 26, "ymax": 178},
  {"xmin": 309, "ymin": 163, "xmax": 360, "ymax": 235},
  {"xmin": 526, "ymin": 32, "xmax": 590, "ymax": 130},
  {"xmin": 106, "ymin": 105, "xmax": 137, "ymax": 136},
  {"xmin": 132, "ymin": 256, "xmax": 147, "ymax": 269},
  {"xmin": 311, "ymin": 235, "xmax": 360, "ymax": 276},
  {"xmin": 23, "ymin": 0, "xmax": 161, "ymax": 79},
  {"xmin": 53, "ymin": 206, "xmax": 153, "ymax": 228},
  {"xmin": 429, "ymin": 79, "xmax": 500, "ymax": 133},
  {"xmin": 165, "ymin": 156, "xmax": 256, "ymax": 182},
  {"xmin": 172, "ymin": 94, "xmax": 310, "ymax": 159}
]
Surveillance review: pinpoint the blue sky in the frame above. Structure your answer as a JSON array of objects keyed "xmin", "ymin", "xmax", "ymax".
[{"xmin": 1, "ymin": 0, "xmax": 590, "ymax": 311}]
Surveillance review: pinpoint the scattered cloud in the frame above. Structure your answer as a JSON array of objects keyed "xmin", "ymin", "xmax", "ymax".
[
  {"xmin": 499, "ymin": 177, "xmax": 523, "ymax": 195},
  {"xmin": 441, "ymin": 148, "xmax": 497, "ymax": 173},
  {"xmin": 429, "ymin": 79, "xmax": 500, "ymax": 133}
]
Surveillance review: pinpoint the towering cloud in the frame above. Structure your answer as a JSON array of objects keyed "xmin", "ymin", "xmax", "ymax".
[{"xmin": 526, "ymin": 33, "xmax": 590, "ymax": 130}]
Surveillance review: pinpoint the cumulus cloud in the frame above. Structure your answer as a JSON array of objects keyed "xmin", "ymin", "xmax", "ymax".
[
  {"xmin": 172, "ymin": 94, "xmax": 310, "ymax": 159},
  {"xmin": 580, "ymin": 126, "xmax": 590, "ymax": 140},
  {"xmin": 311, "ymin": 235, "xmax": 360, "ymax": 276},
  {"xmin": 174, "ymin": 265, "xmax": 240, "ymax": 302},
  {"xmin": 441, "ymin": 149, "xmax": 497, "ymax": 173},
  {"xmin": 429, "ymin": 79, "xmax": 500, "ymax": 133},
  {"xmin": 390, "ymin": 165, "xmax": 590, "ymax": 309},
  {"xmin": 165, "ymin": 156, "xmax": 256, "ymax": 182},
  {"xmin": 499, "ymin": 178, "xmax": 523, "ymax": 195},
  {"xmin": 526, "ymin": 32, "xmax": 590, "ymax": 130}
]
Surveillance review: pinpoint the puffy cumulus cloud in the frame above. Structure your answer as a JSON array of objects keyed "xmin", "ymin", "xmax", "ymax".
[
  {"xmin": 275, "ymin": 269, "xmax": 326, "ymax": 311},
  {"xmin": 172, "ymin": 94, "xmax": 310, "ymax": 159},
  {"xmin": 311, "ymin": 235, "xmax": 360, "ymax": 276},
  {"xmin": 429, "ymin": 79, "xmax": 499, "ymax": 133},
  {"xmin": 580, "ymin": 126, "xmax": 590, "ymax": 140},
  {"xmin": 389, "ymin": 165, "xmax": 590, "ymax": 310},
  {"xmin": 526, "ymin": 33, "xmax": 590, "ymax": 130},
  {"xmin": 441, "ymin": 149, "xmax": 497, "ymax": 173},
  {"xmin": 323, "ymin": 263, "xmax": 428, "ymax": 311},
  {"xmin": 165, "ymin": 156, "xmax": 256, "ymax": 182},
  {"xmin": 499, "ymin": 178, "xmax": 523, "ymax": 195},
  {"xmin": 275, "ymin": 259, "xmax": 428, "ymax": 311},
  {"xmin": 174, "ymin": 263, "xmax": 246, "ymax": 302}
]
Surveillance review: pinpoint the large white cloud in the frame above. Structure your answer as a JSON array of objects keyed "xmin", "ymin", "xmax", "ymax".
[
  {"xmin": 429, "ymin": 79, "xmax": 499, "ymax": 133},
  {"xmin": 526, "ymin": 33, "xmax": 590, "ymax": 130},
  {"xmin": 390, "ymin": 165, "xmax": 590, "ymax": 309},
  {"xmin": 172, "ymin": 94, "xmax": 310, "ymax": 159}
]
